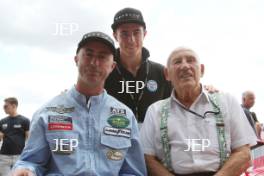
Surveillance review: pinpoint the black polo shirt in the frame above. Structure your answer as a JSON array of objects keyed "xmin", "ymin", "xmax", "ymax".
[
  {"xmin": 105, "ymin": 47, "xmax": 172, "ymax": 123},
  {"xmin": 0, "ymin": 115, "xmax": 30, "ymax": 155}
]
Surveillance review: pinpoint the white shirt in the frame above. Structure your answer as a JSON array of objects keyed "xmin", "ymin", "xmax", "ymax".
[{"xmin": 140, "ymin": 89, "xmax": 257, "ymax": 174}]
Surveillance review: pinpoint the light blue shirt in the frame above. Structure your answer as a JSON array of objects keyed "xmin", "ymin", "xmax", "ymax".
[{"xmin": 13, "ymin": 86, "xmax": 147, "ymax": 176}]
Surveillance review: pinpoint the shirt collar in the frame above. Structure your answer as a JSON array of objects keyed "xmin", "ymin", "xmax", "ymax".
[
  {"xmin": 170, "ymin": 84, "xmax": 211, "ymax": 107},
  {"xmin": 68, "ymin": 86, "xmax": 107, "ymax": 107}
]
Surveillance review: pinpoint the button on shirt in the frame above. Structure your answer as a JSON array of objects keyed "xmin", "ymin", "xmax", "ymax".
[
  {"xmin": 140, "ymin": 89, "xmax": 257, "ymax": 174},
  {"xmin": 13, "ymin": 86, "xmax": 147, "ymax": 176}
]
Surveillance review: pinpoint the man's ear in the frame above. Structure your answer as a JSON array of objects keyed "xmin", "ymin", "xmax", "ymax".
[
  {"xmin": 111, "ymin": 61, "xmax": 117, "ymax": 70},
  {"xmin": 113, "ymin": 32, "xmax": 118, "ymax": 41},
  {"xmin": 164, "ymin": 67, "xmax": 170, "ymax": 81},
  {"xmin": 200, "ymin": 64, "xmax": 205, "ymax": 77},
  {"xmin": 74, "ymin": 55, "xmax": 78, "ymax": 66},
  {"xmin": 143, "ymin": 30, "xmax": 147, "ymax": 38}
]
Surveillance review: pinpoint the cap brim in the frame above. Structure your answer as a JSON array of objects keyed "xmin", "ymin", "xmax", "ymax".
[{"xmin": 111, "ymin": 20, "xmax": 146, "ymax": 30}]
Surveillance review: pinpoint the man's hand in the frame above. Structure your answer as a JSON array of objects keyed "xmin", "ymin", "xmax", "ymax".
[
  {"xmin": 215, "ymin": 145, "xmax": 251, "ymax": 176},
  {"xmin": 145, "ymin": 154, "xmax": 174, "ymax": 176},
  {"xmin": 204, "ymin": 85, "xmax": 219, "ymax": 93},
  {"xmin": 11, "ymin": 169, "xmax": 35, "ymax": 176}
]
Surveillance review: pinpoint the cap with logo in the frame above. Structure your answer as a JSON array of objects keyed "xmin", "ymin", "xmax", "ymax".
[
  {"xmin": 111, "ymin": 7, "xmax": 146, "ymax": 31},
  {"xmin": 76, "ymin": 31, "xmax": 115, "ymax": 56}
]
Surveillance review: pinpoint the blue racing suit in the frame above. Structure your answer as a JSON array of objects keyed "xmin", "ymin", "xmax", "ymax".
[{"xmin": 13, "ymin": 86, "xmax": 147, "ymax": 176}]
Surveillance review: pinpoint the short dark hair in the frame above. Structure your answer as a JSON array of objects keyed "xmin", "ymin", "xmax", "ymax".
[{"xmin": 4, "ymin": 97, "xmax": 18, "ymax": 107}]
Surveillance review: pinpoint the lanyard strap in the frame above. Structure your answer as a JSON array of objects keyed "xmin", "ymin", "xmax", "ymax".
[
  {"xmin": 116, "ymin": 61, "xmax": 149, "ymax": 119},
  {"xmin": 174, "ymin": 99, "xmax": 220, "ymax": 119},
  {"xmin": 160, "ymin": 94, "xmax": 229, "ymax": 172}
]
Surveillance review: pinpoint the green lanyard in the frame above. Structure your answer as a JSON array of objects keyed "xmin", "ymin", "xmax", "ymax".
[{"xmin": 160, "ymin": 93, "xmax": 229, "ymax": 171}]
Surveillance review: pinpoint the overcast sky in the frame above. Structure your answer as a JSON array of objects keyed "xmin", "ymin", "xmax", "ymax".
[{"xmin": 0, "ymin": 0, "xmax": 264, "ymax": 123}]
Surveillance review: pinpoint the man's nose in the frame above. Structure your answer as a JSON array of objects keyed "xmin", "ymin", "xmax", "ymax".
[
  {"xmin": 90, "ymin": 56, "xmax": 99, "ymax": 66},
  {"xmin": 127, "ymin": 33, "xmax": 136, "ymax": 42},
  {"xmin": 180, "ymin": 59, "xmax": 190, "ymax": 68}
]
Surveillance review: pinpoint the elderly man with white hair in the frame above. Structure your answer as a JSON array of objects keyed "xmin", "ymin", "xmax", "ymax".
[{"xmin": 140, "ymin": 47, "xmax": 257, "ymax": 176}]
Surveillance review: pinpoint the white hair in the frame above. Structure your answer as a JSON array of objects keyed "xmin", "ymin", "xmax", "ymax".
[
  {"xmin": 242, "ymin": 90, "xmax": 255, "ymax": 99},
  {"xmin": 167, "ymin": 47, "xmax": 200, "ymax": 67}
]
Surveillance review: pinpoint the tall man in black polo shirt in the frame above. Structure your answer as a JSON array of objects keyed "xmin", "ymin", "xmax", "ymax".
[
  {"xmin": 0, "ymin": 97, "xmax": 30, "ymax": 175},
  {"xmin": 105, "ymin": 8, "xmax": 217, "ymax": 127},
  {"xmin": 105, "ymin": 8, "xmax": 172, "ymax": 126}
]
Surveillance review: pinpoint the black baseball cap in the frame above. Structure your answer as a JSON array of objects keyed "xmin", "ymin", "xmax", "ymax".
[
  {"xmin": 111, "ymin": 7, "xmax": 146, "ymax": 31},
  {"xmin": 76, "ymin": 31, "xmax": 115, "ymax": 56}
]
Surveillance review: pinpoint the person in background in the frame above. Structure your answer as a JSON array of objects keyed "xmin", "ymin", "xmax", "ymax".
[
  {"xmin": 11, "ymin": 31, "xmax": 146, "ymax": 176},
  {"xmin": 0, "ymin": 97, "xmax": 30, "ymax": 176},
  {"xmin": 242, "ymin": 90, "xmax": 261, "ymax": 138},
  {"xmin": 140, "ymin": 47, "xmax": 257, "ymax": 176}
]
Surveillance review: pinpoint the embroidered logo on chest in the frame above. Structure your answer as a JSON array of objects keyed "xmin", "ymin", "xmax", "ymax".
[{"xmin": 48, "ymin": 115, "xmax": 73, "ymax": 131}]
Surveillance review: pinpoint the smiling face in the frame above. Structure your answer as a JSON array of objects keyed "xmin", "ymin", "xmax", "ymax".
[
  {"xmin": 165, "ymin": 48, "xmax": 204, "ymax": 91},
  {"xmin": 74, "ymin": 41, "xmax": 116, "ymax": 91},
  {"xmin": 114, "ymin": 23, "xmax": 146, "ymax": 57}
]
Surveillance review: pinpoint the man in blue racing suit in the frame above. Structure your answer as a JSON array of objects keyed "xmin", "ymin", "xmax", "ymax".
[{"xmin": 11, "ymin": 31, "xmax": 147, "ymax": 176}]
